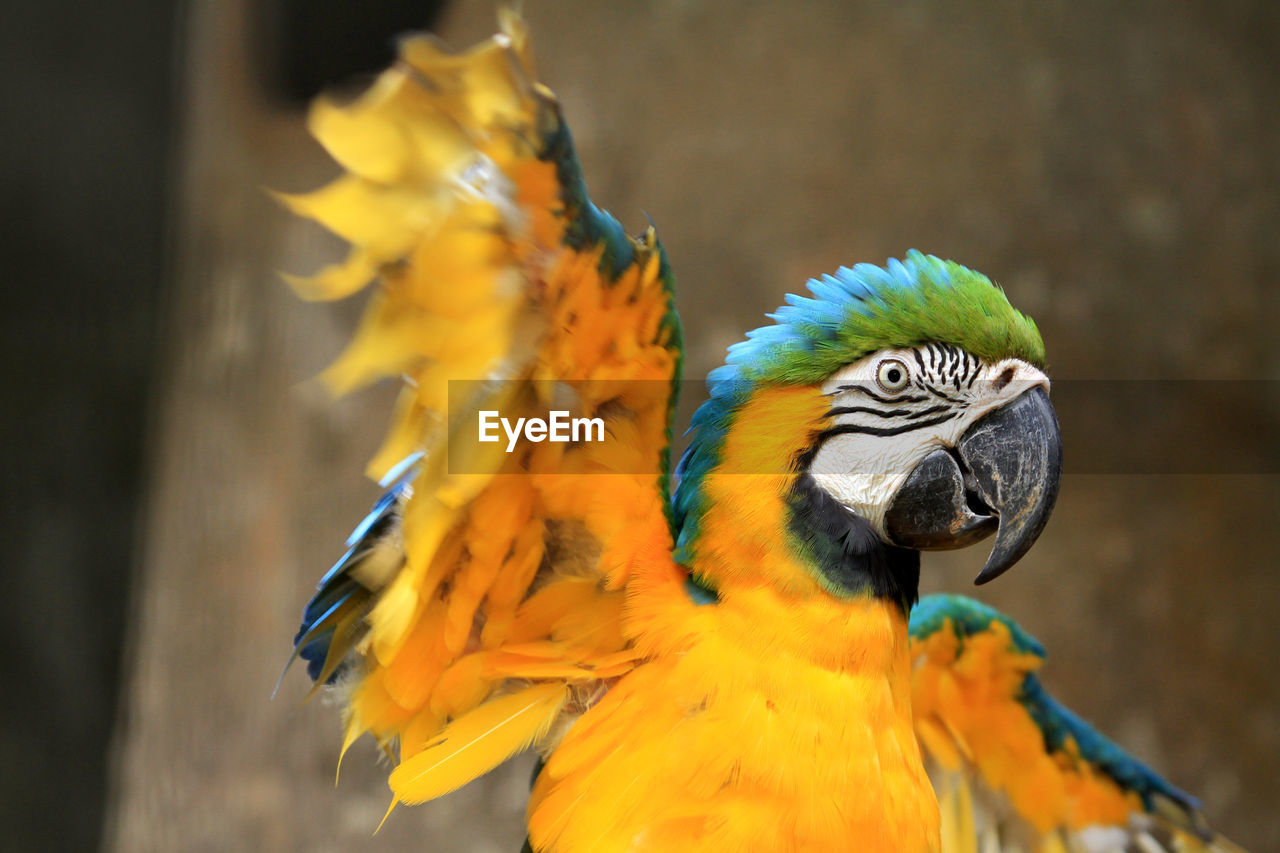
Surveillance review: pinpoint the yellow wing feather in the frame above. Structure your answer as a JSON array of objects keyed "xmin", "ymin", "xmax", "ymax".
[
  {"xmin": 910, "ymin": 598, "xmax": 1244, "ymax": 853},
  {"xmin": 390, "ymin": 682, "xmax": 570, "ymax": 804},
  {"xmin": 286, "ymin": 16, "xmax": 1247, "ymax": 851},
  {"xmin": 285, "ymin": 11, "xmax": 680, "ymax": 815}
]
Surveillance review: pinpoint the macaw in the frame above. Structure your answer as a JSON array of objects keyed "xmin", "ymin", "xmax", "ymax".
[{"xmin": 280, "ymin": 13, "xmax": 1243, "ymax": 853}]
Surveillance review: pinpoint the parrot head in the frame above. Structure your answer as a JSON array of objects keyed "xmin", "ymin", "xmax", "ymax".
[{"xmin": 673, "ymin": 250, "xmax": 1061, "ymax": 607}]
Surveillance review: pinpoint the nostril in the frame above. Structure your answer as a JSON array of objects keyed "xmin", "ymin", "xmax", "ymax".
[{"xmin": 993, "ymin": 367, "xmax": 1015, "ymax": 392}]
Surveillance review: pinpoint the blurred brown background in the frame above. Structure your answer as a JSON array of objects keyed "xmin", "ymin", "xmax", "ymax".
[{"xmin": 4, "ymin": 1, "xmax": 1276, "ymax": 851}]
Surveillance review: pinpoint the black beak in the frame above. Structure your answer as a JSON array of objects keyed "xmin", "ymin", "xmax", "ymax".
[{"xmin": 884, "ymin": 386, "xmax": 1062, "ymax": 584}]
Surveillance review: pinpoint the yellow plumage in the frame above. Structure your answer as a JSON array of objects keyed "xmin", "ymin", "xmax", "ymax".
[
  {"xmin": 284, "ymin": 10, "xmax": 680, "ymax": 833},
  {"xmin": 282, "ymin": 12, "xmax": 1243, "ymax": 853},
  {"xmin": 390, "ymin": 682, "xmax": 570, "ymax": 804},
  {"xmin": 912, "ymin": 613, "xmax": 1242, "ymax": 852}
]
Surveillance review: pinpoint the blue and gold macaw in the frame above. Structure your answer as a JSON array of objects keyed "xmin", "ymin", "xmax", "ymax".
[{"xmin": 280, "ymin": 13, "xmax": 1244, "ymax": 852}]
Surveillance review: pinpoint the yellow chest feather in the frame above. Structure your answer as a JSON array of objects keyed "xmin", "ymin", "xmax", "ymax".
[{"xmin": 527, "ymin": 573, "xmax": 940, "ymax": 852}]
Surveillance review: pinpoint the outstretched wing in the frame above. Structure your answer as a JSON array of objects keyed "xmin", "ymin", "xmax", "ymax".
[
  {"xmin": 281, "ymin": 13, "xmax": 682, "ymax": 811},
  {"xmin": 909, "ymin": 594, "xmax": 1244, "ymax": 853}
]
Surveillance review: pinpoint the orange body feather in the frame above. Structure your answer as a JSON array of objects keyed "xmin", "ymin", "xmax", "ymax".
[
  {"xmin": 283, "ymin": 14, "xmax": 1242, "ymax": 853},
  {"xmin": 523, "ymin": 386, "xmax": 938, "ymax": 850}
]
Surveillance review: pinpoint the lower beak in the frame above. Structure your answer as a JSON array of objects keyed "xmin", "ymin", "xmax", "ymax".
[{"xmin": 884, "ymin": 386, "xmax": 1062, "ymax": 584}]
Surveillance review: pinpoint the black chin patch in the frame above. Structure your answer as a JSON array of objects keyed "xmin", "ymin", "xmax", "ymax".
[{"xmin": 786, "ymin": 473, "xmax": 920, "ymax": 613}]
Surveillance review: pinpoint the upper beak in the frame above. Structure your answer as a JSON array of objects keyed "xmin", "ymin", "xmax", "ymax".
[{"xmin": 883, "ymin": 386, "xmax": 1062, "ymax": 584}]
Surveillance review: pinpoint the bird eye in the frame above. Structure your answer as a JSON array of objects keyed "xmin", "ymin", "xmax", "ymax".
[{"xmin": 876, "ymin": 359, "xmax": 910, "ymax": 392}]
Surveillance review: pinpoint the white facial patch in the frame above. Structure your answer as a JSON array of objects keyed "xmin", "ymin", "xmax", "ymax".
[{"xmin": 808, "ymin": 345, "xmax": 1049, "ymax": 536}]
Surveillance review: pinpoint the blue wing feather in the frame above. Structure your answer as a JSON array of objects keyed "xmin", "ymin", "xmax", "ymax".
[{"xmin": 278, "ymin": 455, "xmax": 422, "ymax": 693}]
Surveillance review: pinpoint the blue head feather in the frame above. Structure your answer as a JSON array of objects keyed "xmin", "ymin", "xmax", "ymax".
[{"xmin": 672, "ymin": 251, "xmax": 1044, "ymax": 563}]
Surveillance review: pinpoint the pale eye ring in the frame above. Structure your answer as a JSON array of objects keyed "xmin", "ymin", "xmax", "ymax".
[{"xmin": 876, "ymin": 358, "xmax": 910, "ymax": 393}]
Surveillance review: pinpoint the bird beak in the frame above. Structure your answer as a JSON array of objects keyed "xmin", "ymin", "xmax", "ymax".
[{"xmin": 883, "ymin": 386, "xmax": 1062, "ymax": 584}]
